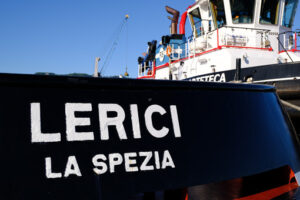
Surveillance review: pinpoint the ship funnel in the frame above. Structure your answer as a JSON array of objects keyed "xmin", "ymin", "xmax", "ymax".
[{"xmin": 165, "ymin": 6, "xmax": 180, "ymax": 34}]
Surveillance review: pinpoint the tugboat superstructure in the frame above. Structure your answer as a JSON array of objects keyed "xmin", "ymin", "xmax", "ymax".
[{"xmin": 138, "ymin": 0, "xmax": 300, "ymax": 90}]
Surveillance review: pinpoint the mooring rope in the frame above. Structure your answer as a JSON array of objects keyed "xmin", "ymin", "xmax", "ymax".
[{"xmin": 281, "ymin": 100, "xmax": 300, "ymax": 112}]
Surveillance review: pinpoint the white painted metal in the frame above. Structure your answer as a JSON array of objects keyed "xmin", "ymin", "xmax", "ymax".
[
  {"xmin": 138, "ymin": 0, "xmax": 300, "ymax": 81},
  {"xmin": 94, "ymin": 57, "xmax": 100, "ymax": 78}
]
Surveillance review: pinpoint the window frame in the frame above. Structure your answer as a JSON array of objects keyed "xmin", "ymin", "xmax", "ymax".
[
  {"xmin": 230, "ymin": 0, "xmax": 257, "ymax": 24},
  {"xmin": 281, "ymin": 0, "xmax": 298, "ymax": 28},
  {"xmin": 259, "ymin": 0, "xmax": 281, "ymax": 26},
  {"xmin": 210, "ymin": 0, "xmax": 227, "ymax": 29},
  {"xmin": 188, "ymin": 6, "xmax": 203, "ymax": 37}
]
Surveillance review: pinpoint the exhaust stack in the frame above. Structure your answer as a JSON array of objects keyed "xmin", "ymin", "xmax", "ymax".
[{"xmin": 165, "ymin": 6, "xmax": 180, "ymax": 35}]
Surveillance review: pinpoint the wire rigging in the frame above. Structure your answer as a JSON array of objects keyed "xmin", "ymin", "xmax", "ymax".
[
  {"xmin": 99, "ymin": 20, "xmax": 124, "ymax": 59},
  {"xmin": 126, "ymin": 16, "xmax": 128, "ymax": 73},
  {"xmin": 100, "ymin": 16, "xmax": 129, "ymax": 76}
]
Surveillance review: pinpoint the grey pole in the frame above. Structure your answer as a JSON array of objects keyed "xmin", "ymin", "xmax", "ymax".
[{"xmin": 94, "ymin": 57, "xmax": 101, "ymax": 77}]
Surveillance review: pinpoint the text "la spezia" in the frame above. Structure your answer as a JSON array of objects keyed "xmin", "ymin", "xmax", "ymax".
[{"xmin": 30, "ymin": 103, "xmax": 182, "ymax": 178}]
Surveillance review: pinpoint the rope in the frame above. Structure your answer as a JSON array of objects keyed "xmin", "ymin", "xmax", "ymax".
[
  {"xmin": 99, "ymin": 20, "xmax": 124, "ymax": 60},
  {"xmin": 281, "ymin": 100, "xmax": 300, "ymax": 112},
  {"xmin": 277, "ymin": 36, "xmax": 294, "ymax": 63}
]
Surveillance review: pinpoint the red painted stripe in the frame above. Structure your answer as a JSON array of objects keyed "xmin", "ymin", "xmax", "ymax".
[
  {"xmin": 279, "ymin": 49, "xmax": 300, "ymax": 54},
  {"xmin": 234, "ymin": 182, "xmax": 298, "ymax": 200},
  {"xmin": 170, "ymin": 45, "xmax": 271, "ymax": 65},
  {"xmin": 156, "ymin": 62, "xmax": 169, "ymax": 70}
]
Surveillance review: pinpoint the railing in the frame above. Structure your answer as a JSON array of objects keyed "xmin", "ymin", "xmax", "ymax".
[
  {"xmin": 209, "ymin": 26, "xmax": 271, "ymax": 51},
  {"xmin": 278, "ymin": 31, "xmax": 300, "ymax": 53},
  {"xmin": 171, "ymin": 26, "xmax": 272, "ymax": 61},
  {"xmin": 187, "ymin": 30, "xmax": 219, "ymax": 56},
  {"xmin": 138, "ymin": 26, "xmax": 273, "ymax": 79},
  {"xmin": 221, "ymin": 26, "xmax": 270, "ymax": 45},
  {"xmin": 138, "ymin": 61, "xmax": 155, "ymax": 78}
]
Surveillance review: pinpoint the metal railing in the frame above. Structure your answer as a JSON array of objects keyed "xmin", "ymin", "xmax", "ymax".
[
  {"xmin": 138, "ymin": 26, "xmax": 273, "ymax": 78},
  {"xmin": 138, "ymin": 62, "xmax": 154, "ymax": 78},
  {"xmin": 217, "ymin": 26, "xmax": 271, "ymax": 50},
  {"xmin": 176, "ymin": 26, "xmax": 272, "ymax": 60},
  {"xmin": 278, "ymin": 31, "xmax": 300, "ymax": 53}
]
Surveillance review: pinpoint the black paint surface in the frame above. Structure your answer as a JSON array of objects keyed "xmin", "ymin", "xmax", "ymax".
[{"xmin": 0, "ymin": 73, "xmax": 299, "ymax": 200}]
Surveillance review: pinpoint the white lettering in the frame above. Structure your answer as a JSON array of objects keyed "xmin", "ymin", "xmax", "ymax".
[
  {"xmin": 170, "ymin": 105, "xmax": 181, "ymax": 138},
  {"xmin": 92, "ymin": 154, "xmax": 108, "ymax": 175},
  {"xmin": 154, "ymin": 151, "xmax": 161, "ymax": 169},
  {"xmin": 124, "ymin": 152, "xmax": 138, "ymax": 172},
  {"xmin": 99, "ymin": 104, "xmax": 127, "ymax": 140},
  {"xmin": 220, "ymin": 73, "xmax": 226, "ymax": 82},
  {"xmin": 214, "ymin": 74, "xmax": 220, "ymax": 82},
  {"xmin": 139, "ymin": 152, "xmax": 154, "ymax": 171},
  {"xmin": 109, "ymin": 153, "xmax": 123, "ymax": 173},
  {"xmin": 90, "ymin": 150, "xmax": 175, "ymax": 175},
  {"xmin": 130, "ymin": 104, "xmax": 141, "ymax": 139},
  {"xmin": 31, "ymin": 103, "xmax": 182, "ymax": 143},
  {"xmin": 31, "ymin": 103, "xmax": 61, "ymax": 143},
  {"xmin": 65, "ymin": 103, "xmax": 94, "ymax": 141},
  {"xmin": 64, "ymin": 156, "xmax": 82, "ymax": 177},
  {"xmin": 144, "ymin": 105, "xmax": 169, "ymax": 138},
  {"xmin": 45, "ymin": 157, "xmax": 62, "ymax": 179},
  {"xmin": 161, "ymin": 150, "xmax": 175, "ymax": 169}
]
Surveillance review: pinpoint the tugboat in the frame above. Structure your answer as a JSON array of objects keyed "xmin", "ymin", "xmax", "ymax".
[
  {"xmin": 138, "ymin": 0, "xmax": 299, "ymax": 85},
  {"xmin": 138, "ymin": 0, "xmax": 300, "ymax": 130}
]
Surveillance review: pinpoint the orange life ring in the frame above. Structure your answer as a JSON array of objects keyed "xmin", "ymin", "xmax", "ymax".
[{"xmin": 166, "ymin": 46, "xmax": 172, "ymax": 57}]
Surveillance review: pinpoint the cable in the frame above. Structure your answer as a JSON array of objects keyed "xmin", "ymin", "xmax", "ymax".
[
  {"xmin": 126, "ymin": 18, "xmax": 128, "ymax": 68},
  {"xmin": 100, "ymin": 16, "xmax": 129, "ymax": 76},
  {"xmin": 277, "ymin": 36, "xmax": 294, "ymax": 63}
]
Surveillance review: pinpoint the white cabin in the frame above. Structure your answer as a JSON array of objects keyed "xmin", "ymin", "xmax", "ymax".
[{"xmin": 138, "ymin": 0, "xmax": 300, "ymax": 83}]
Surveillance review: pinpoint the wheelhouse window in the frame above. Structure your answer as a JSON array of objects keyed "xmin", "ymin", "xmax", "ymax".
[
  {"xmin": 230, "ymin": 0, "xmax": 255, "ymax": 24},
  {"xmin": 189, "ymin": 8, "xmax": 202, "ymax": 37},
  {"xmin": 210, "ymin": 0, "xmax": 227, "ymax": 28},
  {"xmin": 282, "ymin": 0, "xmax": 298, "ymax": 28},
  {"xmin": 260, "ymin": 0, "xmax": 280, "ymax": 25}
]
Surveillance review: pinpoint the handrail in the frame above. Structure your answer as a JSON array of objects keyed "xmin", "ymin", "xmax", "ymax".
[
  {"xmin": 278, "ymin": 31, "xmax": 295, "ymax": 36},
  {"xmin": 278, "ymin": 31, "xmax": 299, "ymax": 52},
  {"xmin": 222, "ymin": 25, "xmax": 271, "ymax": 32},
  {"xmin": 195, "ymin": 26, "xmax": 271, "ymax": 37},
  {"xmin": 178, "ymin": 26, "xmax": 271, "ymax": 62},
  {"xmin": 139, "ymin": 26, "xmax": 274, "ymax": 79}
]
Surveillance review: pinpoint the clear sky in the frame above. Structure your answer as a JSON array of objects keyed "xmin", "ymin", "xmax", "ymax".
[{"xmin": 0, "ymin": 0, "xmax": 300, "ymax": 77}]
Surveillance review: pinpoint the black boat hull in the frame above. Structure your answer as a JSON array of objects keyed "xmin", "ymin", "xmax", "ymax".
[
  {"xmin": 0, "ymin": 73, "xmax": 300, "ymax": 200},
  {"xmin": 186, "ymin": 62, "xmax": 300, "ymax": 97}
]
